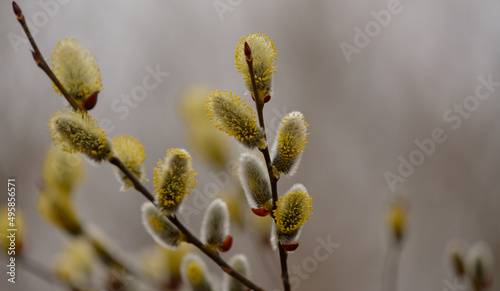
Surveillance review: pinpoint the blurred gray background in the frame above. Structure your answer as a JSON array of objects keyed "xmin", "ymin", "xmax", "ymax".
[{"xmin": 1, "ymin": 0, "xmax": 499, "ymax": 290}]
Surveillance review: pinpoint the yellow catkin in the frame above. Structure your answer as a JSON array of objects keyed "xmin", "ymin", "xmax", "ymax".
[
  {"xmin": 141, "ymin": 202, "xmax": 182, "ymax": 249},
  {"xmin": 386, "ymin": 200, "xmax": 406, "ymax": 244},
  {"xmin": 41, "ymin": 145, "xmax": 83, "ymax": 194},
  {"xmin": 51, "ymin": 37, "xmax": 102, "ymax": 105},
  {"xmin": 274, "ymin": 184, "xmax": 313, "ymax": 243},
  {"xmin": 48, "ymin": 110, "xmax": 111, "ymax": 163},
  {"xmin": 272, "ymin": 111, "xmax": 309, "ymax": 176},
  {"xmin": 53, "ymin": 237, "xmax": 95, "ymax": 285},
  {"xmin": 37, "ymin": 188, "xmax": 82, "ymax": 235},
  {"xmin": 112, "ymin": 135, "xmax": 147, "ymax": 191},
  {"xmin": 238, "ymin": 152, "xmax": 272, "ymax": 210},
  {"xmin": 235, "ymin": 33, "xmax": 278, "ymax": 99},
  {"xmin": 206, "ymin": 90, "xmax": 264, "ymax": 149},
  {"xmin": 186, "ymin": 261, "xmax": 204, "ymax": 285},
  {"xmin": 154, "ymin": 149, "xmax": 197, "ymax": 214},
  {"xmin": 181, "ymin": 254, "xmax": 213, "ymax": 290},
  {"xmin": 0, "ymin": 205, "xmax": 25, "ymax": 254}
]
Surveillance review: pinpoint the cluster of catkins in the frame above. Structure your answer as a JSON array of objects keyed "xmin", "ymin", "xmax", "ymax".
[{"xmin": 41, "ymin": 32, "xmax": 313, "ymax": 290}]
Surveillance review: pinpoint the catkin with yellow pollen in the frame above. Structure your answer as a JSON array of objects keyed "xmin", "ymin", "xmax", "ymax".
[
  {"xmin": 235, "ymin": 33, "xmax": 278, "ymax": 101},
  {"xmin": 271, "ymin": 111, "xmax": 309, "ymax": 176},
  {"xmin": 206, "ymin": 90, "xmax": 265, "ymax": 149},
  {"xmin": 42, "ymin": 145, "xmax": 83, "ymax": 194},
  {"xmin": 154, "ymin": 149, "xmax": 197, "ymax": 214},
  {"xmin": 51, "ymin": 37, "xmax": 102, "ymax": 110},
  {"xmin": 273, "ymin": 184, "xmax": 313, "ymax": 250},
  {"xmin": 180, "ymin": 254, "xmax": 214, "ymax": 291},
  {"xmin": 47, "ymin": 110, "xmax": 112, "ymax": 163},
  {"xmin": 111, "ymin": 135, "xmax": 147, "ymax": 191},
  {"xmin": 141, "ymin": 202, "xmax": 183, "ymax": 249},
  {"xmin": 37, "ymin": 188, "xmax": 82, "ymax": 235}
]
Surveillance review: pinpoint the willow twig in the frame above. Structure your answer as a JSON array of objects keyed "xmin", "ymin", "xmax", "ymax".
[
  {"xmin": 244, "ymin": 41, "xmax": 290, "ymax": 291},
  {"xmin": 109, "ymin": 157, "xmax": 265, "ymax": 291},
  {"xmin": 12, "ymin": 2, "xmax": 83, "ymax": 111}
]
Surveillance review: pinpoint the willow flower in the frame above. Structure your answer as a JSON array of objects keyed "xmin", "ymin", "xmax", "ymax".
[
  {"xmin": 235, "ymin": 33, "xmax": 278, "ymax": 100},
  {"xmin": 200, "ymin": 199, "xmax": 231, "ymax": 252},
  {"xmin": 273, "ymin": 184, "xmax": 313, "ymax": 251},
  {"xmin": 111, "ymin": 135, "xmax": 147, "ymax": 191},
  {"xmin": 180, "ymin": 254, "xmax": 214, "ymax": 291},
  {"xmin": 53, "ymin": 237, "xmax": 96, "ymax": 286},
  {"xmin": 37, "ymin": 188, "xmax": 82, "ymax": 235},
  {"xmin": 166, "ymin": 244, "xmax": 191, "ymax": 282},
  {"xmin": 238, "ymin": 152, "xmax": 272, "ymax": 216},
  {"xmin": 271, "ymin": 111, "xmax": 309, "ymax": 176},
  {"xmin": 0, "ymin": 205, "xmax": 26, "ymax": 255},
  {"xmin": 206, "ymin": 90, "xmax": 265, "ymax": 149},
  {"xmin": 224, "ymin": 255, "xmax": 250, "ymax": 291},
  {"xmin": 140, "ymin": 245, "xmax": 171, "ymax": 284},
  {"xmin": 51, "ymin": 37, "xmax": 102, "ymax": 110},
  {"xmin": 386, "ymin": 198, "xmax": 407, "ymax": 245},
  {"xmin": 42, "ymin": 145, "xmax": 83, "ymax": 194},
  {"xmin": 465, "ymin": 241, "xmax": 495, "ymax": 290},
  {"xmin": 141, "ymin": 202, "xmax": 183, "ymax": 249},
  {"xmin": 48, "ymin": 110, "xmax": 112, "ymax": 163},
  {"xmin": 154, "ymin": 149, "xmax": 197, "ymax": 214}
]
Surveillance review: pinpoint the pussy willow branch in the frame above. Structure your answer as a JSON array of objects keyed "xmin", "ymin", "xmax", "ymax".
[
  {"xmin": 11, "ymin": 3, "xmax": 264, "ymax": 289},
  {"xmin": 244, "ymin": 42, "xmax": 290, "ymax": 291},
  {"xmin": 110, "ymin": 158, "xmax": 265, "ymax": 291},
  {"xmin": 12, "ymin": 2, "xmax": 83, "ymax": 111}
]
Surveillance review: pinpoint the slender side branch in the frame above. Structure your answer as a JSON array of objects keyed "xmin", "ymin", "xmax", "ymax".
[
  {"xmin": 109, "ymin": 156, "xmax": 264, "ymax": 290},
  {"xmin": 168, "ymin": 216, "xmax": 265, "ymax": 291},
  {"xmin": 12, "ymin": 1, "xmax": 83, "ymax": 111},
  {"xmin": 14, "ymin": 3, "xmax": 265, "ymax": 290},
  {"xmin": 244, "ymin": 42, "xmax": 290, "ymax": 291}
]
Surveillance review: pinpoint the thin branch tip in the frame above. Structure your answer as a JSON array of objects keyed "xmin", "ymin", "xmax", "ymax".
[
  {"xmin": 244, "ymin": 42, "xmax": 253, "ymax": 62},
  {"xmin": 12, "ymin": 2, "xmax": 22, "ymax": 18}
]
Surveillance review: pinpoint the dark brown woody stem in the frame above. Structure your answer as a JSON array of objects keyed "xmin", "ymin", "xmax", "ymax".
[
  {"xmin": 244, "ymin": 41, "xmax": 290, "ymax": 291},
  {"xmin": 12, "ymin": 1, "xmax": 83, "ymax": 111}
]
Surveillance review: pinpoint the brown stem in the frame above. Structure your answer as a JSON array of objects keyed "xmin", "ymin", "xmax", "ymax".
[
  {"xmin": 245, "ymin": 42, "xmax": 290, "ymax": 291},
  {"xmin": 108, "ymin": 157, "xmax": 264, "ymax": 290},
  {"xmin": 168, "ymin": 215, "xmax": 265, "ymax": 291},
  {"xmin": 107, "ymin": 157, "xmax": 264, "ymax": 290},
  {"xmin": 12, "ymin": 1, "xmax": 84, "ymax": 111}
]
